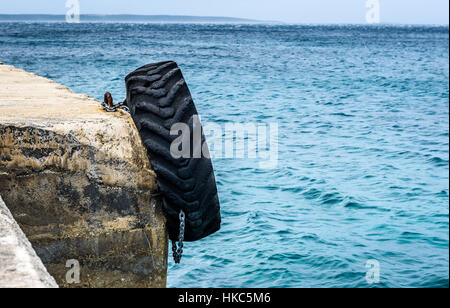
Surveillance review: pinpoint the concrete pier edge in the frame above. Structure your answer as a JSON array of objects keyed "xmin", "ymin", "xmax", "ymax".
[
  {"xmin": 0, "ymin": 194, "xmax": 58, "ymax": 288},
  {"xmin": 0, "ymin": 63, "xmax": 168, "ymax": 288}
]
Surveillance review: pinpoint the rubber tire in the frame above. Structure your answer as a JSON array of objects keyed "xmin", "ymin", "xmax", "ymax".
[{"xmin": 125, "ymin": 61, "xmax": 221, "ymax": 242}]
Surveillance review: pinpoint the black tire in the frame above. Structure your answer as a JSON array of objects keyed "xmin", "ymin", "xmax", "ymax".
[{"xmin": 125, "ymin": 61, "xmax": 221, "ymax": 242}]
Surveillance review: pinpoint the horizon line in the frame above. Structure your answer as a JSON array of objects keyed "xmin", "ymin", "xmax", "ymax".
[{"xmin": 0, "ymin": 14, "xmax": 448, "ymax": 26}]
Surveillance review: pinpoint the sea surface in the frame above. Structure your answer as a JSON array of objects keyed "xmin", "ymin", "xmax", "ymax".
[{"xmin": 0, "ymin": 22, "xmax": 448, "ymax": 288}]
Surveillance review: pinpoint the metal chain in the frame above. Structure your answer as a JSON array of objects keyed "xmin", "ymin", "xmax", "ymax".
[
  {"xmin": 172, "ymin": 210, "xmax": 185, "ymax": 264},
  {"xmin": 101, "ymin": 101, "xmax": 130, "ymax": 113}
]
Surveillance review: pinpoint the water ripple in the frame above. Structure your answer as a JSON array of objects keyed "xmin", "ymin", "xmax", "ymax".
[{"xmin": 1, "ymin": 23, "xmax": 447, "ymax": 288}]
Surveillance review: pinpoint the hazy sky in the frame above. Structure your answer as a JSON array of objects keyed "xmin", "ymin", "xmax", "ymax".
[{"xmin": 1, "ymin": 0, "xmax": 448, "ymax": 24}]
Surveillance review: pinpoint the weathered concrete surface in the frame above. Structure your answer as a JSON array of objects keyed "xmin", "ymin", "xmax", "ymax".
[
  {"xmin": 0, "ymin": 194, "xmax": 58, "ymax": 288},
  {"xmin": 0, "ymin": 63, "xmax": 168, "ymax": 288}
]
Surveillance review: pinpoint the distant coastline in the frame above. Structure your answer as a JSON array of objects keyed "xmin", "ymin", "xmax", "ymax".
[
  {"xmin": 0, "ymin": 15, "xmax": 447, "ymax": 26},
  {"xmin": 0, "ymin": 14, "xmax": 273, "ymax": 23}
]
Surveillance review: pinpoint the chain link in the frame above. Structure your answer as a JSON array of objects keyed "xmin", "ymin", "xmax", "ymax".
[
  {"xmin": 172, "ymin": 210, "xmax": 185, "ymax": 264},
  {"xmin": 101, "ymin": 101, "xmax": 130, "ymax": 113},
  {"xmin": 101, "ymin": 92, "xmax": 130, "ymax": 113}
]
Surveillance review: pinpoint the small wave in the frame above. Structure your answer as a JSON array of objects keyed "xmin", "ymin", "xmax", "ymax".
[
  {"xmin": 433, "ymin": 213, "xmax": 449, "ymax": 219},
  {"xmin": 428, "ymin": 156, "xmax": 449, "ymax": 167},
  {"xmin": 400, "ymin": 231, "xmax": 423, "ymax": 238},
  {"xmin": 281, "ymin": 186, "xmax": 304, "ymax": 193},
  {"xmin": 363, "ymin": 174, "xmax": 376, "ymax": 179},
  {"xmin": 417, "ymin": 276, "xmax": 450, "ymax": 288},
  {"xmin": 344, "ymin": 201, "xmax": 389, "ymax": 211},
  {"xmin": 330, "ymin": 112, "xmax": 354, "ymax": 117},
  {"xmin": 203, "ymin": 255, "xmax": 234, "ymax": 266},
  {"xmin": 320, "ymin": 192, "xmax": 344, "ymax": 205},
  {"xmin": 260, "ymin": 185, "xmax": 280, "ymax": 191},
  {"xmin": 268, "ymin": 252, "xmax": 306, "ymax": 262},
  {"xmin": 300, "ymin": 234, "xmax": 338, "ymax": 246}
]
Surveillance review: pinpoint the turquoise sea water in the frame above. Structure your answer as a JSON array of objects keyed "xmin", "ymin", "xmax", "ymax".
[{"xmin": 0, "ymin": 23, "xmax": 448, "ymax": 288}]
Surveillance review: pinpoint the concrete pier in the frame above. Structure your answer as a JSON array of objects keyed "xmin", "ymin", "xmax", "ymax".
[{"xmin": 0, "ymin": 63, "xmax": 168, "ymax": 288}]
